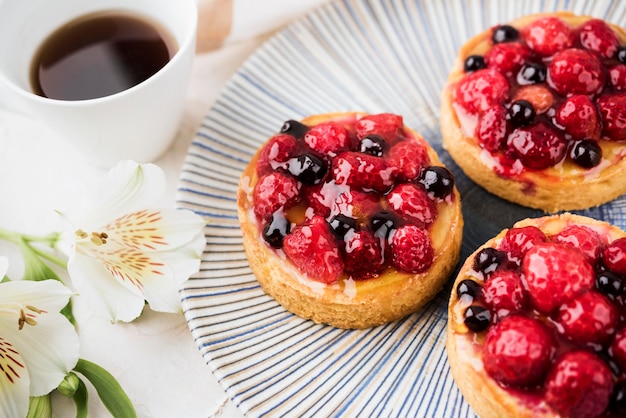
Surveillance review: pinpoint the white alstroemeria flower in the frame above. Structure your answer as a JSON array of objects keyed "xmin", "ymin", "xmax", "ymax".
[
  {"xmin": 0, "ymin": 263, "xmax": 80, "ymax": 418},
  {"xmin": 64, "ymin": 161, "xmax": 206, "ymax": 322}
]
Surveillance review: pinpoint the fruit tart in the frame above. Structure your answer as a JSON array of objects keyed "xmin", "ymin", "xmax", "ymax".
[
  {"xmin": 441, "ymin": 12, "xmax": 626, "ymax": 212},
  {"xmin": 237, "ymin": 112, "xmax": 463, "ymax": 329},
  {"xmin": 447, "ymin": 213, "xmax": 626, "ymax": 418}
]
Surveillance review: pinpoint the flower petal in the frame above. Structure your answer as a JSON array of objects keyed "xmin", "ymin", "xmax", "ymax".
[
  {"xmin": 0, "ymin": 338, "xmax": 29, "ymax": 418},
  {"xmin": 0, "ymin": 256, "xmax": 8, "ymax": 279}
]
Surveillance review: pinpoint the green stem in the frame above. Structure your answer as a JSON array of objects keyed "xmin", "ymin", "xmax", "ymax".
[
  {"xmin": 26, "ymin": 241, "xmax": 67, "ymax": 268},
  {"xmin": 0, "ymin": 227, "xmax": 61, "ymax": 247}
]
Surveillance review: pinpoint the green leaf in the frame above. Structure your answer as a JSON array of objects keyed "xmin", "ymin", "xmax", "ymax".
[
  {"xmin": 73, "ymin": 377, "xmax": 89, "ymax": 418},
  {"xmin": 74, "ymin": 359, "xmax": 136, "ymax": 418},
  {"xmin": 19, "ymin": 239, "xmax": 62, "ymax": 282},
  {"xmin": 26, "ymin": 395, "xmax": 52, "ymax": 418}
]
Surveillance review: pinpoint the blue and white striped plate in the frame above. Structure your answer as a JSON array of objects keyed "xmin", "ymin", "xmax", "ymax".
[{"xmin": 176, "ymin": 1, "xmax": 626, "ymax": 416}]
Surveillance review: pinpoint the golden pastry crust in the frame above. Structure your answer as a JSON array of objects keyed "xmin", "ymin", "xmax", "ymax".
[
  {"xmin": 440, "ymin": 12, "xmax": 626, "ymax": 213},
  {"xmin": 238, "ymin": 112, "xmax": 463, "ymax": 329},
  {"xmin": 446, "ymin": 213, "xmax": 626, "ymax": 417}
]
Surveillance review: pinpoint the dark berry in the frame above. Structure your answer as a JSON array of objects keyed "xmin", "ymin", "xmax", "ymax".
[
  {"xmin": 262, "ymin": 212, "xmax": 291, "ymax": 248},
  {"xmin": 596, "ymin": 270, "xmax": 624, "ymax": 298},
  {"xmin": 279, "ymin": 119, "xmax": 308, "ymax": 138},
  {"xmin": 619, "ymin": 46, "xmax": 626, "ymax": 64},
  {"xmin": 456, "ymin": 279, "xmax": 482, "ymax": 300},
  {"xmin": 288, "ymin": 153, "xmax": 327, "ymax": 185},
  {"xmin": 329, "ymin": 214, "xmax": 357, "ymax": 240},
  {"xmin": 371, "ymin": 212, "xmax": 397, "ymax": 241},
  {"xmin": 492, "ymin": 25, "xmax": 519, "ymax": 43},
  {"xmin": 610, "ymin": 380, "xmax": 626, "ymax": 415},
  {"xmin": 507, "ymin": 100, "xmax": 535, "ymax": 127},
  {"xmin": 570, "ymin": 139, "xmax": 602, "ymax": 168},
  {"xmin": 418, "ymin": 166, "xmax": 455, "ymax": 199},
  {"xmin": 464, "ymin": 54, "xmax": 486, "ymax": 72},
  {"xmin": 358, "ymin": 135, "xmax": 386, "ymax": 157},
  {"xmin": 473, "ymin": 247, "xmax": 505, "ymax": 275},
  {"xmin": 517, "ymin": 62, "xmax": 547, "ymax": 85},
  {"xmin": 463, "ymin": 305, "xmax": 491, "ymax": 332}
]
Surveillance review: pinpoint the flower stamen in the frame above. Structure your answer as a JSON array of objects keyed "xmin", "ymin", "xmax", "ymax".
[{"xmin": 90, "ymin": 232, "xmax": 109, "ymax": 246}]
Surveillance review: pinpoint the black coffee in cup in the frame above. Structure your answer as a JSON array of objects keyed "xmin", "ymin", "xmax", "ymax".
[{"xmin": 30, "ymin": 11, "xmax": 177, "ymax": 101}]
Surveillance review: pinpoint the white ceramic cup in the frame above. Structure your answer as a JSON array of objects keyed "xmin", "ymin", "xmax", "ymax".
[{"xmin": 0, "ymin": 0, "xmax": 197, "ymax": 167}]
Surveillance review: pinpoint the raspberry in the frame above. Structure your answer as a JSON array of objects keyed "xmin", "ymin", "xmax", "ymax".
[
  {"xmin": 554, "ymin": 290, "xmax": 618, "ymax": 347},
  {"xmin": 283, "ymin": 216, "xmax": 343, "ymax": 284},
  {"xmin": 333, "ymin": 152, "xmax": 397, "ymax": 193},
  {"xmin": 453, "ymin": 68, "xmax": 509, "ymax": 115},
  {"xmin": 303, "ymin": 122, "xmax": 352, "ymax": 156},
  {"xmin": 522, "ymin": 16, "xmax": 575, "ymax": 57},
  {"xmin": 331, "ymin": 189, "xmax": 381, "ymax": 222},
  {"xmin": 388, "ymin": 140, "xmax": 430, "ymax": 182},
  {"xmin": 578, "ymin": 18, "xmax": 620, "ymax": 59},
  {"xmin": 387, "ymin": 183, "xmax": 437, "ymax": 227},
  {"xmin": 550, "ymin": 224, "xmax": 604, "ymax": 265},
  {"xmin": 253, "ymin": 172, "xmax": 300, "ymax": 220},
  {"xmin": 391, "ymin": 225, "xmax": 433, "ymax": 273},
  {"xmin": 596, "ymin": 93, "xmax": 626, "ymax": 141},
  {"xmin": 355, "ymin": 113, "xmax": 403, "ymax": 143},
  {"xmin": 483, "ymin": 315, "xmax": 555, "ymax": 387},
  {"xmin": 554, "ymin": 95, "xmax": 600, "ymax": 140},
  {"xmin": 344, "ymin": 229, "xmax": 384, "ymax": 279},
  {"xmin": 609, "ymin": 65, "xmax": 626, "ymax": 91},
  {"xmin": 485, "ymin": 42, "xmax": 532, "ymax": 76},
  {"xmin": 611, "ymin": 327, "xmax": 626, "ymax": 371},
  {"xmin": 603, "ymin": 237, "xmax": 626, "ymax": 275},
  {"xmin": 507, "ymin": 122, "xmax": 567, "ymax": 169},
  {"xmin": 548, "ymin": 49, "xmax": 606, "ymax": 96},
  {"xmin": 476, "ymin": 105, "xmax": 508, "ymax": 153},
  {"xmin": 301, "ymin": 182, "xmax": 339, "ymax": 219},
  {"xmin": 257, "ymin": 134, "xmax": 298, "ymax": 174},
  {"xmin": 523, "ymin": 242, "xmax": 595, "ymax": 313},
  {"xmin": 481, "ymin": 270, "xmax": 527, "ymax": 318},
  {"xmin": 545, "ymin": 351, "xmax": 613, "ymax": 418},
  {"xmin": 512, "ymin": 85, "xmax": 554, "ymax": 114},
  {"xmin": 499, "ymin": 226, "xmax": 547, "ymax": 264}
]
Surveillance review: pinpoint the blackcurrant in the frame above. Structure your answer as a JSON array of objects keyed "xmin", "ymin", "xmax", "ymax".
[
  {"xmin": 418, "ymin": 166, "xmax": 454, "ymax": 198},
  {"xmin": 618, "ymin": 46, "xmax": 626, "ymax": 64},
  {"xmin": 473, "ymin": 247, "xmax": 505, "ymax": 275},
  {"xmin": 492, "ymin": 25, "xmax": 519, "ymax": 43},
  {"xmin": 329, "ymin": 214, "xmax": 357, "ymax": 239},
  {"xmin": 371, "ymin": 212, "xmax": 397, "ymax": 241},
  {"xmin": 359, "ymin": 135, "xmax": 386, "ymax": 157},
  {"xmin": 507, "ymin": 100, "xmax": 535, "ymax": 127},
  {"xmin": 570, "ymin": 139, "xmax": 602, "ymax": 168},
  {"xmin": 463, "ymin": 305, "xmax": 491, "ymax": 332},
  {"xmin": 280, "ymin": 119, "xmax": 309, "ymax": 139},
  {"xmin": 464, "ymin": 55, "xmax": 486, "ymax": 73},
  {"xmin": 262, "ymin": 212, "xmax": 291, "ymax": 248},
  {"xmin": 596, "ymin": 270, "xmax": 624, "ymax": 298},
  {"xmin": 456, "ymin": 279, "xmax": 482, "ymax": 300},
  {"xmin": 517, "ymin": 62, "xmax": 547, "ymax": 85},
  {"xmin": 288, "ymin": 153, "xmax": 327, "ymax": 185}
]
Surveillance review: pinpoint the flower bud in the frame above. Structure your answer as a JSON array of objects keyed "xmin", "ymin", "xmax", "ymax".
[{"xmin": 57, "ymin": 372, "xmax": 80, "ymax": 397}]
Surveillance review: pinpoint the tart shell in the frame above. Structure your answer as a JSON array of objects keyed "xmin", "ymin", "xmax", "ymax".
[{"xmin": 238, "ymin": 112, "xmax": 463, "ymax": 329}]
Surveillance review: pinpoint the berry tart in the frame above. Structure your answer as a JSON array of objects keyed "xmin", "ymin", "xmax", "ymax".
[
  {"xmin": 447, "ymin": 213, "xmax": 626, "ymax": 418},
  {"xmin": 237, "ymin": 112, "xmax": 463, "ymax": 329},
  {"xmin": 441, "ymin": 12, "xmax": 626, "ymax": 212}
]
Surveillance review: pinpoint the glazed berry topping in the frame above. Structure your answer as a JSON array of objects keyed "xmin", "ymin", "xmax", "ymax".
[
  {"xmin": 333, "ymin": 152, "xmax": 397, "ymax": 193},
  {"xmin": 280, "ymin": 119, "xmax": 309, "ymax": 138},
  {"xmin": 257, "ymin": 134, "xmax": 298, "ymax": 174},
  {"xmin": 472, "ymin": 247, "xmax": 506, "ymax": 275},
  {"xmin": 288, "ymin": 153, "xmax": 328, "ymax": 185},
  {"xmin": 388, "ymin": 140, "xmax": 430, "ymax": 182},
  {"xmin": 570, "ymin": 139, "xmax": 602, "ymax": 168},
  {"xmin": 263, "ymin": 212, "xmax": 291, "ymax": 248},
  {"xmin": 609, "ymin": 64, "xmax": 626, "ymax": 91},
  {"xmin": 619, "ymin": 46, "xmax": 626, "ymax": 64},
  {"xmin": 329, "ymin": 214, "xmax": 356, "ymax": 239},
  {"xmin": 507, "ymin": 100, "xmax": 535, "ymax": 127},
  {"xmin": 555, "ymin": 95, "xmax": 600, "ymax": 140},
  {"xmin": 522, "ymin": 16, "xmax": 575, "ymax": 57},
  {"xmin": 371, "ymin": 211, "xmax": 397, "ymax": 241},
  {"xmin": 476, "ymin": 105, "xmax": 508, "ymax": 153},
  {"xmin": 463, "ymin": 54, "xmax": 485, "ymax": 73},
  {"xmin": 545, "ymin": 351, "xmax": 613, "ymax": 418},
  {"xmin": 548, "ymin": 48, "xmax": 606, "ymax": 96},
  {"xmin": 463, "ymin": 305, "xmax": 491, "ymax": 332},
  {"xmin": 517, "ymin": 62, "xmax": 547, "ymax": 85},
  {"xmin": 418, "ymin": 166, "xmax": 455, "ymax": 199},
  {"xmin": 343, "ymin": 229, "xmax": 384, "ymax": 279},
  {"xmin": 507, "ymin": 122, "xmax": 567, "ymax": 170},
  {"xmin": 456, "ymin": 279, "xmax": 482, "ymax": 300},
  {"xmin": 387, "ymin": 183, "xmax": 437, "ymax": 227},
  {"xmin": 610, "ymin": 380, "xmax": 626, "ymax": 415},
  {"xmin": 551, "ymin": 224, "xmax": 604, "ymax": 264},
  {"xmin": 391, "ymin": 224, "xmax": 433, "ymax": 273},
  {"xmin": 611, "ymin": 328, "xmax": 626, "ymax": 371},
  {"xmin": 304, "ymin": 122, "xmax": 351, "ymax": 156},
  {"xmin": 485, "ymin": 42, "xmax": 532, "ymax": 76},
  {"xmin": 483, "ymin": 315, "xmax": 555, "ymax": 387},
  {"xmin": 499, "ymin": 225, "xmax": 547, "ymax": 264},
  {"xmin": 454, "ymin": 68, "xmax": 509, "ymax": 115},
  {"xmin": 578, "ymin": 18, "xmax": 620, "ymax": 59},
  {"xmin": 596, "ymin": 270, "xmax": 624, "ymax": 298},
  {"xmin": 597, "ymin": 93, "xmax": 626, "ymax": 141},
  {"xmin": 492, "ymin": 25, "xmax": 519, "ymax": 44},
  {"xmin": 358, "ymin": 135, "xmax": 386, "ymax": 156},
  {"xmin": 603, "ymin": 238, "xmax": 626, "ymax": 275},
  {"xmin": 481, "ymin": 270, "xmax": 527, "ymax": 318},
  {"xmin": 253, "ymin": 172, "xmax": 300, "ymax": 220},
  {"xmin": 355, "ymin": 113, "xmax": 403, "ymax": 143}
]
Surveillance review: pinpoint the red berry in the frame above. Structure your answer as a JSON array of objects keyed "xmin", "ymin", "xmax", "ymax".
[
  {"xmin": 388, "ymin": 140, "xmax": 430, "ymax": 182},
  {"xmin": 333, "ymin": 152, "xmax": 397, "ymax": 193},
  {"xmin": 578, "ymin": 18, "xmax": 620, "ymax": 59},
  {"xmin": 303, "ymin": 122, "xmax": 351, "ymax": 156},
  {"xmin": 550, "ymin": 224, "xmax": 604, "ymax": 265},
  {"xmin": 596, "ymin": 93, "xmax": 626, "ymax": 141},
  {"xmin": 611, "ymin": 327, "xmax": 626, "ymax": 371},
  {"xmin": 257, "ymin": 134, "xmax": 298, "ymax": 174},
  {"xmin": 548, "ymin": 49, "xmax": 606, "ymax": 96},
  {"xmin": 545, "ymin": 351, "xmax": 613, "ymax": 418},
  {"xmin": 485, "ymin": 42, "xmax": 532, "ymax": 76},
  {"xmin": 391, "ymin": 225, "xmax": 433, "ymax": 273},
  {"xmin": 507, "ymin": 122, "xmax": 567, "ymax": 169},
  {"xmin": 499, "ymin": 226, "xmax": 548, "ymax": 264},
  {"xmin": 555, "ymin": 290, "xmax": 618, "ymax": 347},
  {"xmin": 387, "ymin": 183, "xmax": 437, "ymax": 227},
  {"xmin": 283, "ymin": 216, "xmax": 343, "ymax": 284},
  {"xmin": 523, "ymin": 242, "xmax": 595, "ymax": 313},
  {"xmin": 301, "ymin": 182, "xmax": 340, "ymax": 219},
  {"xmin": 554, "ymin": 95, "xmax": 600, "ymax": 140},
  {"xmin": 476, "ymin": 105, "xmax": 508, "ymax": 153},
  {"xmin": 331, "ymin": 189, "xmax": 381, "ymax": 222},
  {"xmin": 344, "ymin": 229, "xmax": 384, "ymax": 279},
  {"xmin": 603, "ymin": 237, "xmax": 626, "ymax": 275},
  {"xmin": 253, "ymin": 172, "xmax": 299, "ymax": 220},
  {"xmin": 609, "ymin": 65, "xmax": 626, "ymax": 91},
  {"xmin": 481, "ymin": 270, "xmax": 527, "ymax": 318},
  {"xmin": 355, "ymin": 113, "xmax": 403, "ymax": 143},
  {"xmin": 522, "ymin": 16, "xmax": 575, "ymax": 57},
  {"xmin": 483, "ymin": 315, "xmax": 555, "ymax": 387},
  {"xmin": 453, "ymin": 68, "xmax": 509, "ymax": 115}
]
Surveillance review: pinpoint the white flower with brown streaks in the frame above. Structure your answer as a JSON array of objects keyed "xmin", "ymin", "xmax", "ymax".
[
  {"xmin": 0, "ymin": 258, "xmax": 79, "ymax": 418},
  {"xmin": 66, "ymin": 161, "xmax": 206, "ymax": 322}
]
